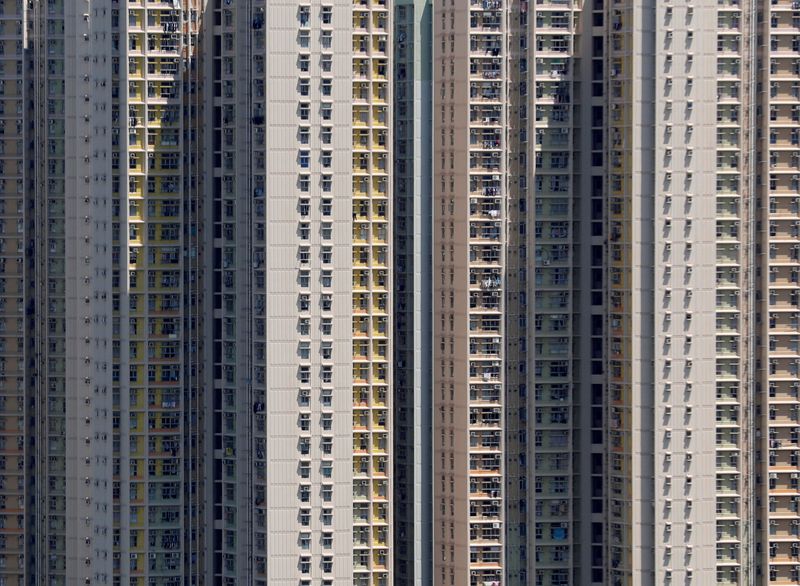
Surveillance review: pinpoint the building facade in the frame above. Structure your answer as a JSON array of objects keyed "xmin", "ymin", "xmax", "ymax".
[
  {"xmin": 431, "ymin": 1, "xmax": 800, "ymax": 586},
  {"xmin": 3, "ymin": 0, "xmax": 397, "ymax": 585},
  {"xmin": 205, "ymin": 0, "xmax": 392, "ymax": 583},
  {"xmin": 12, "ymin": 0, "xmax": 800, "ymax": 585}
]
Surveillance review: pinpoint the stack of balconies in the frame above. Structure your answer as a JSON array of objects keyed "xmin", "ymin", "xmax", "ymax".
[
  {"xmin": 467, "ymin": 1, "xmax": 505, "ymax": 584},
  {"xmin": 353, "ymin": 1, "xmax": 391, "ymax": 584}
]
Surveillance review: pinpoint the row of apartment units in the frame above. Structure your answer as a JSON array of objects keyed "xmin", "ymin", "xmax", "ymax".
[{"xmin": 1, "ymin": 0, "xmax": 800, "ymax": 585}]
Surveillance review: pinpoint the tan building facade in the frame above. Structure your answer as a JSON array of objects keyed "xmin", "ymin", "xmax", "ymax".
[{"xmin": 432, "ymin": 1, "xmax": 800, "ymax": 586}]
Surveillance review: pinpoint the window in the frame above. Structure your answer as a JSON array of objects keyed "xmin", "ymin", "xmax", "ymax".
[
  {"xmin": 321, "ymin": 414, "xmax": 333, "ymax": 431},
  {"xmin": 321, "ymin": 55, "xmax": 332, "ymax": 72},
  {"xmin": 319, "ymin": 508, "xmax": 333, "ymax": 526},
  {"xmin": 321, "ymin": 6, "xmax": 332, "ymax": 24},
  {"xmin": 321, "ymin": 318, "xmax": 332, "ymax": 335},
  {"xmin": 298, "ymin": 103, "xmax": 310, "ymax": 120},
  {"xmin": 321, "ymin": 31, "xmax": 332, "ymax": 49},
  {"xmin": 299, "ymin": 5, "xmax": 310, "ymax": 25},
  {"xmin": 298, "ymin": 31, "xmax": 310, "ymax": 49},
  {"xmin": 299, "ymin": 555, "xmax": 311, "ymax": 573},
  {"xmin": 321, "ymin": 126, "xmax": 332, "ymax": 144},
  {"xmin": 321, "ymin": 388, "xmax": 332, "ymax": 407},
  {"xmin": 322, "ymin": 532, "xmax": 333, "ymax": 549},
  {"xmin": 299, "ymin": 150, "xmax": 310, "ymax": 169},
  {"xmin": 320, "ymin": 103, "xmax": 332, "ymax": 120},
  {"xmin": 298, "ymin": 366, "xmax": 310, "ymax": 384},
  {"xmin": 298, "ymin": 294, "xmax": 310, "ymax": 311}
]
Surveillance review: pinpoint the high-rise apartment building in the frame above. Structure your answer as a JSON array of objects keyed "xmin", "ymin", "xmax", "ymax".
[
  {"xmin": 13, "ymin": 0, "xmax": 800, "ymax": 585},
  {"xmin": 431, "ymin": 1, "xmax": 800, "ymax": 586},
  {"xmin": 1, "ymin": 0, "xmax": 397, "ymax": 584},
  {"xmin": 433, "ymin": 3, "xmax": 510, "ymax": 585},
  {"xmin": 26, "ymin": 0, "xmax": 117, "ymax": 584},
  {"xmin": 206, "ymin": 0, "xmax": 391, "ymax": 583},
  {"xmin": 117, "ymin": 2, "xmax": 206, "ymax": 585}
]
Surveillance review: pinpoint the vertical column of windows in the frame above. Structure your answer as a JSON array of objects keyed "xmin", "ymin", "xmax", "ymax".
[
  {"xmin": 182, "ymin": 2, "xmax": 204, "ymax": 580},
  {"xmin": 352, "ymin": 2, "xmax": 391, "ymax": 584},
  {"xmin": 110, "ymin": 1, "xmax": 123, "ymax": 579},
  {"xmin": 211, "ymin": 0, "xmax": 265, "ymax": 581},
  {"xmin": 211, "ymin": 0, "xmax": 246, "ymax": 582},
  {"xmin": 391, "ymin": 1, "xmax": 412, "ymax": 580},
  {"xmin": 530, "ymin": 3, "xmax": 577, "ymax": 585},
  {"xmin": 251, "ymin": 1, "xmax": 268, "ymax": 584},
  {"xmin": 587, "ymin": 2, "xmax": 608, "ymax": 582},
  {"xmin": 0, "ymin": 1, "xmax": 27, "ymax": 584},
  {"xmin": 88, "ymin": 0, "xmax": 116, "ymax": 581},
  {"xmin": 505, "ymin": 2, "xmax": 527, "ymax": 583},
  {"xmin": 465, "ymin": 2, "xmax": 506, "ymax": 585},
  {"xmin": 432, "ymin": 3, "xmax": 461, "ymax": 584},
  {"xmin": 125, "ymin": 11, "xmax": 147, "ymax": 579},
  {"xmin": 295, "ymin": 6, "xmax": 315, "ymax": 582},
  {"xmin": 120, "ymin": 3, "xmax": 186, "ymax": 584},
  {"xmin": 715, "ymin": 1, "xmax": 746, "ymax": 584},
  {"xmin": 33, "ymin": 0, "xmax": 68, "ymax": 582},
  {"xmin": 606, "ymin": 0, "xmax": 633, "ymax": 581},
  {"xmin": 763, "ymin": 0, "xmax": 800, "ymax": 583},
  {"xmin": 533, "ymin": 0, "xmax": 576, "ymax": 577},
  {"xmin": 292, "ymin": 3, "xmax": 351, "ymax": 584}
]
